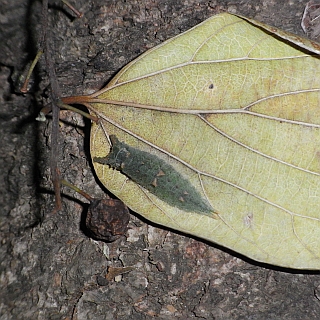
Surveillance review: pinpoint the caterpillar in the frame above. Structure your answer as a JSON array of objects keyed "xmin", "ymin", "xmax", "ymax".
[{"xmin": 93, "ymin": 135, "xmax": 215, "ymax": 216}]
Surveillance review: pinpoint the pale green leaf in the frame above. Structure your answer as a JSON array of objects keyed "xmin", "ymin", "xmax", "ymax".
[{"xmin": 64, "ymin": 13, "xmax": 320, "ymax": 269}]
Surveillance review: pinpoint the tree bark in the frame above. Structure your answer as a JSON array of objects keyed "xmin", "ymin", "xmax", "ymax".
[{"xmin": 1, "ymin": 1, "xmax": 320, "ymax": 319}]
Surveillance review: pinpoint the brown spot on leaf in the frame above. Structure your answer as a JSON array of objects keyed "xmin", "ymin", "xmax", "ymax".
[
  {"xmin": 151, "ymin": 178, "xmax": 158, "ymax": 187},
  {"xmin": 156, "ymin": 169, "xmax": 166, "ymax": 177}
]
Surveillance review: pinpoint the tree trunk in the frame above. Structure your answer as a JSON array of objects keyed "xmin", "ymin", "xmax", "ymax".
[{"xmin": 1, "ymin": 1, "xmax": 320, "ymax": 319}]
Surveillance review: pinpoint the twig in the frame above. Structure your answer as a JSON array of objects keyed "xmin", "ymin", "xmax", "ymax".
[{"xmin": 42, "ymin": 0, "xmax": 62, "ymax": 211}]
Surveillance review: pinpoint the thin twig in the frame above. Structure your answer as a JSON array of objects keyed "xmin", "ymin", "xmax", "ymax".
[
  {"xmin": 62, "ymin": 0, "xmax": 83, "ymax": 18},
  {"xmin": 20, "ymin": 50, "xmax": 43, "ymax": 93},
  {"xmin": 42, "ymin": 0, "xmax": 62, "ymax": 211}
]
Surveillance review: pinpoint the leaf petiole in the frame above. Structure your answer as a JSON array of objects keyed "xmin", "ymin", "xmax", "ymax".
[
  {"xmin": 20, "ymin": 50, "xmax": 43, "ymax": 93},
  {"xmin": 61, "ymin": 179, "xmax": 93, "ymax": 201}
]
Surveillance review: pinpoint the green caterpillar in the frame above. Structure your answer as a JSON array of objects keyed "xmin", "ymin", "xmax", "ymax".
[{"xmin": 93, "ymin": 135, "xmax": 215, "ymax": 216}]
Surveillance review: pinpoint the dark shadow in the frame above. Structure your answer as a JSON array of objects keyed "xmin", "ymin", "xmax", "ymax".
[{"xmin": 133, "ymin": 211, "xmax": 320, "ymax": 275}]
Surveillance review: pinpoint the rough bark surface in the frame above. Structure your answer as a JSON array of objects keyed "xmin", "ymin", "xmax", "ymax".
[{"xmin": 1, "ymin": 1, "xmax": 320, "ymax": 319}]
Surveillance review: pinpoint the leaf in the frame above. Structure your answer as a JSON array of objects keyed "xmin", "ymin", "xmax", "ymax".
[{"xmin": 63, "ymin": 13, "xmax": 320, "ymax": 269}]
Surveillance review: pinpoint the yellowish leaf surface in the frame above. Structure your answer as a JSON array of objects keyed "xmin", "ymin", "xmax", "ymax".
[{"xmin": 64, "ymin": 13, "xmax": 320, "ymax": 269}]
